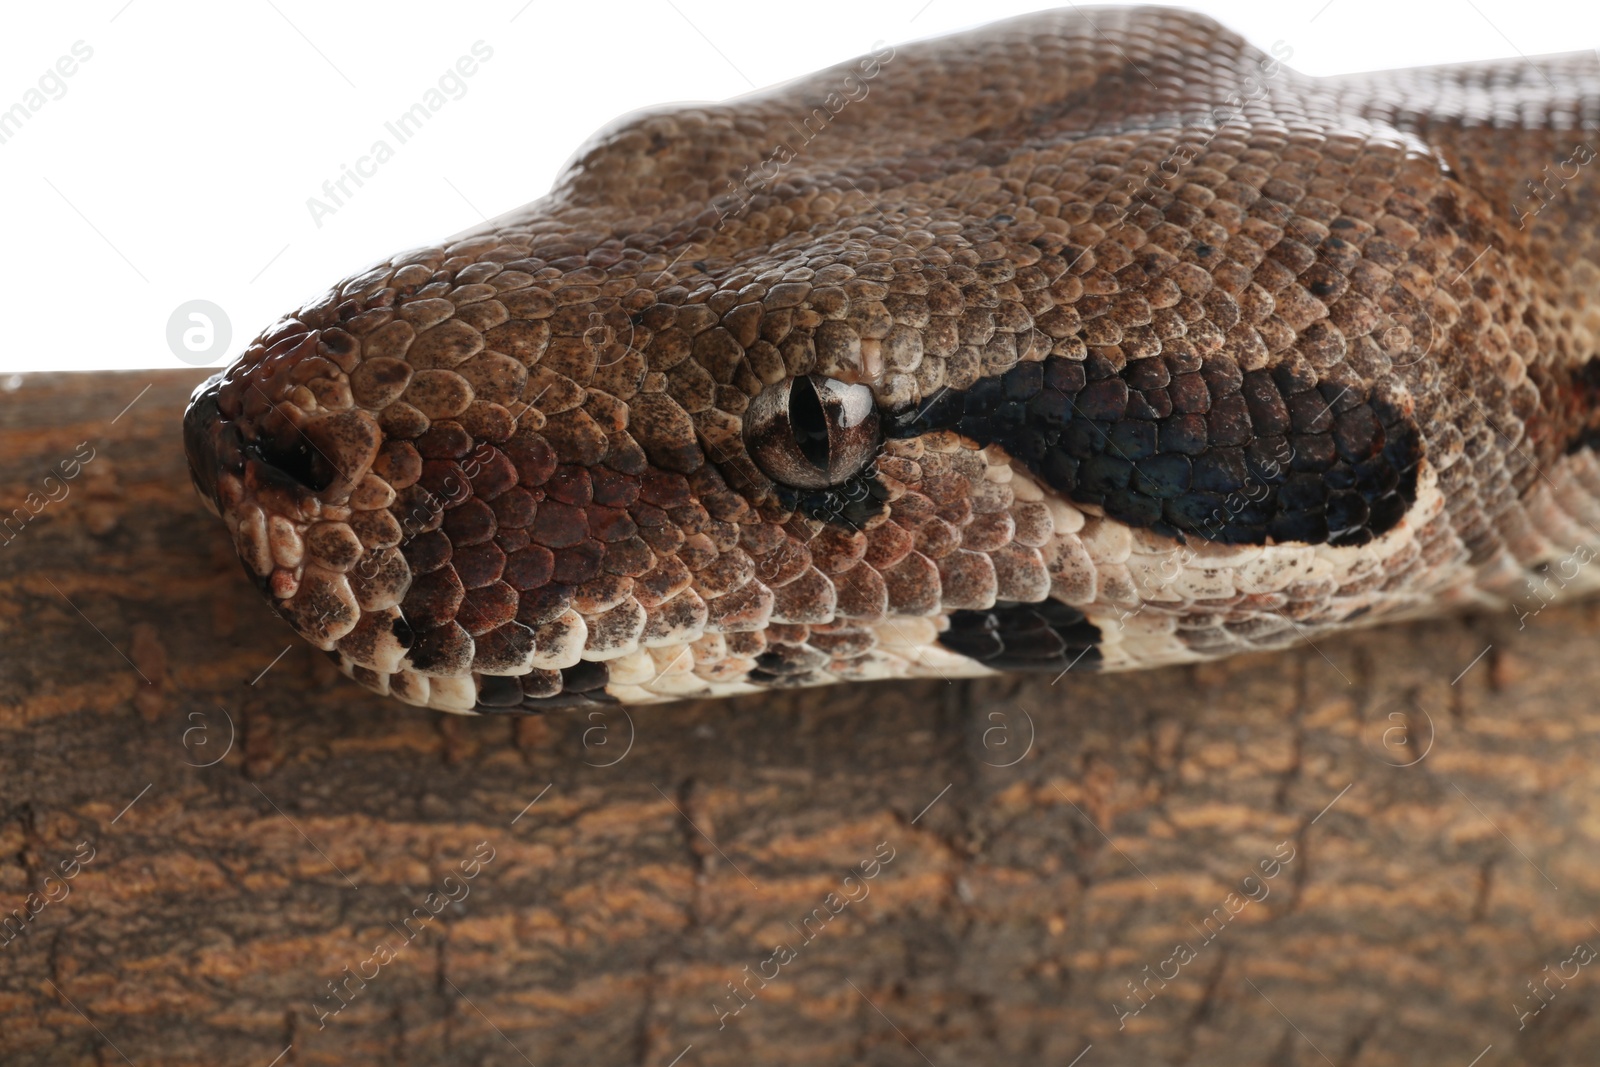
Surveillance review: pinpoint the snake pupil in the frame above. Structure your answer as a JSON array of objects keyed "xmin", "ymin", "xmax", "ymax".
[{"xmin": 788, "ymin": 376, "xmax": 831, "ymax": 471}]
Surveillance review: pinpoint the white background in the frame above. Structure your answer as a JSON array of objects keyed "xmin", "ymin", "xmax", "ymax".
[{"xmin": 1, "ymin": 0, "xmax": 1594, "ymax": 374}]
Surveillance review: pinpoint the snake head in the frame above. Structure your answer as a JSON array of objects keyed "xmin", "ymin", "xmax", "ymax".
[
  {"xmin": 184, "ymin": 217, "xmax": 1047, "ymax": 718},
  {"xmin": 181, "ymin": 233, "xmax": 919, "ymax": 716},
  {"xmin": 191, "ymin": 7, "xmax": 1599, "ymax": 716}
]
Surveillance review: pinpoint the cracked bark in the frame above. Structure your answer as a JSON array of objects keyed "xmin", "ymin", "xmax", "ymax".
[{"xmin": 5, "ymin": 370, "xmax": 1600, "ymax": 1066}]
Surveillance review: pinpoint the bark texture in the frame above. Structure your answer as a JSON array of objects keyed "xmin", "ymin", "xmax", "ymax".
[{"xmin": 3, "ymin": 369, "xmax": 1600, "ymax": 1066}]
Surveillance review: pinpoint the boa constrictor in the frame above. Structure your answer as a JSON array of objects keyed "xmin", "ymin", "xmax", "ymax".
[{"xmin": 184, "ymin": 7, "xmax": 1600, "ymax": 713}]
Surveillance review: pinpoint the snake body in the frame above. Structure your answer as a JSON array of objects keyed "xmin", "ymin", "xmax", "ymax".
[{"xmin": 185, "ymin": 8, "xmax": 1600, "ymax": 712}]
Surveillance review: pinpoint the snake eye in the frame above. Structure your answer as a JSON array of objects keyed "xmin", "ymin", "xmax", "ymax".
[{"xmin": 743, "ymin": 375, "xmax": 880, "ymax": 489}]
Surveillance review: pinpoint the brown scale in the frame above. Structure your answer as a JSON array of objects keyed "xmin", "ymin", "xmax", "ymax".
[{"xmin": 184, "ymin": 8, "xmax": 1600, "ymax": 711}]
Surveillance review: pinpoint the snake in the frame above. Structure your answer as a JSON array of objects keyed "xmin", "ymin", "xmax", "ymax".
[{"xmin": 183, "ymin": 7, "xmax": 1600, "ymax": 714}]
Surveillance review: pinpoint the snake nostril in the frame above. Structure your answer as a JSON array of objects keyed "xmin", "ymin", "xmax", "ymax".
[{"xmin": 247, "ymin": 434, "xmax": 338, "ymax": 494}]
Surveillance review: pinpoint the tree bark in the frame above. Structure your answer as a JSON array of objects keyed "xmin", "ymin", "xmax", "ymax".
[{"xmin": 3, "ymin": 369, "xmax": 1599, "ymax": 1066}]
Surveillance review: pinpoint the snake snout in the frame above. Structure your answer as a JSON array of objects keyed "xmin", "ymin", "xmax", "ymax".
[
  {"xmin": 183, "ymin": 374, "xmax": 226, "ymax": 514},
  {"xmin": 193, "ymin": 322, "xmax": 383, "ymax": 510}
]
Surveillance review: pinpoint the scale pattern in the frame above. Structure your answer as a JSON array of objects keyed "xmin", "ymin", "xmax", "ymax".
[{"xmin": 184, "ymin": 7, "xmax": 1600, "ymax": 712}]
